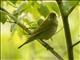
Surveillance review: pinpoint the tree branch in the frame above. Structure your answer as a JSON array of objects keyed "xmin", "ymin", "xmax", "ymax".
[
  {"xmin": 67, "ymin": 2, "xmax": 79, "ymax": 16},
  {"xmin": 0, "ymin": 7, "xmax": 63, "ymax": 60},
  {"xmin": 72, "ymin": 41, "xmax": 80, "ymax": 48},
  {"xmin": 38, "ymin": 40, "xmax": 63, "ymax": 60},
  {"xmin": 56, "ymin": 0, "xmax": 74, "ymax": 60},
  {"xmin": 0, "ymin": 8, "xmax": 31, "ymax": 35}
]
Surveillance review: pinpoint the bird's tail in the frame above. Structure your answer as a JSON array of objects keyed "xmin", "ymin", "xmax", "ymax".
[
  {"xmin": 18, "ymin": 37, "xmax": 35, "ymax": 49},
  {"xmin": 18, "ymin": 41, "xmax": 28, "ymax": 49}
]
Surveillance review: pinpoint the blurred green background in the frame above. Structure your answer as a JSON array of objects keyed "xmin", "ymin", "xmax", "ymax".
[{"xmin": 1, "ymin": 0, "xmax": 80, "ymax": 60}]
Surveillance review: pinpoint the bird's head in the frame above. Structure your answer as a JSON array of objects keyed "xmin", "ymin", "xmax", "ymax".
[
  {"xmin": 48, "ymin": 12, "xmax": 58, "ymax": 25},
  {"xmin": 49, "ymin": 12, "xmax": 56, "ymax": 19}
]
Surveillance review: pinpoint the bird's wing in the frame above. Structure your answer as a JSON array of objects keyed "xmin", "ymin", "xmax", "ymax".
[{"xmin": 30, "ymin": 19, "xmax": 51, "ymax": 37}]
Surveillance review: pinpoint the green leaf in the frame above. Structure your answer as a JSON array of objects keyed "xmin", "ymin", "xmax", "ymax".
[
  {"xmin": 62, "ymin": 1, "xmax": 79, "ymax": 14},
  {"xmin": 45, "ymin": 2, "xmax": 60, "ymax": 15},
  {"xmin": 0, "ymin": 12, "xmax": 7, "ymax": 24},
  {"xmin": 10, "ymin": 23, "xmax": 17, "ymax": 32},
  {"xmin": 9, "ymin": 0, "xmax": 17, "ymax": 4},
  {"xmin": 38, "ymin": 4, "xmax": 49, "ymax": 17},
  {"xmin": 29, "ymin": 2, "xmax": 40, "ymax": 19},
  {"xmin": 20, "ymin": 2, "xmax": 32, "ymax": 13},
  {"xmin": 13, "ymin": 2, "xmax": 27, "ymax": 15}
]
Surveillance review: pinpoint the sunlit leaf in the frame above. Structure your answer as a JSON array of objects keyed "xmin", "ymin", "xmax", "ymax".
[
  {"xmin": 38, "ymin": 4, "xmax": 49, "ymax": 17},
  {"xmin": 0, "ymin": 12, "xmax": 7, "ymax": 24},
  {"xmin": 1, "ymin": 1, "xmax": 80, "ymax": 60},
  {"xmin": 45, "ymin": 2, "xmax": 60, "ymax": 15},
  {"xmin": 10, "ymin": 23, "xmax": 17, "ymax": 32},
  {"xmin": 9, "ymin": 0, "xmax": 17, "ymax": 4}
]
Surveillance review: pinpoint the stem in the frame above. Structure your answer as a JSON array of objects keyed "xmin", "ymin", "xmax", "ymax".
[
  {"xmin": 38, "ymin": 40, "xmax": 63, "ymax": 60},
  {"xmin": 67, "ymin": 2, "xmax": 79, "ymax": 16},
  {"xmin": 62, "ymin": 15, "xmax": 73, "ymax": 60},
  {"xmin": 72, "ymin": 41, "xmax": 80, "ymax": 48},
  {"xmin": 0, "ymin": 7, "xmax": 63, "ymax": 60},
  {"xmin": 56, "ymin": 0, "xmax": 74, "ymax": 60}
]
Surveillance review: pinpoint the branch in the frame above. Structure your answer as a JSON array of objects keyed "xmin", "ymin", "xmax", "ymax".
[
  {"xmin": 56, "ymin": 0, "xmax": 74, "ymax": 60},
  {"xmin": 0, "ymin": 8, "xmax": 31, "ymax": 35},
  {"xmin": 0, "ymin": 7, "xmax": 63, "ymax": 60},
  {"xmin": 38, "ymin": 40, "xmax": 63, "ymax": 60},
  {"xmin": 67, "ymin": 2, "xmax": 79, "ymax": 16},
  {"xmin": 72, "ymin": 41, "xmax": 80, "ymax": 48}
]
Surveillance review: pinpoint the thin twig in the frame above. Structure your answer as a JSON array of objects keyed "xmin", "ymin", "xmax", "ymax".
[
  {"xmin": 67, "ymin": 2, "xmax": 79, "ymax": 16},
  {"xmin": 0, "ymin": 7, "xmax": 63, "ymax": 60},
  {"xmin": 72, "ymin": 41, "xmax": 80, "ymax": 48}
]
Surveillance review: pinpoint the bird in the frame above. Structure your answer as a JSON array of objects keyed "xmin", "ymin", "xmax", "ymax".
[{"xmin": 18, "ymin": 12, "xmax": 58, "ymax": 49}]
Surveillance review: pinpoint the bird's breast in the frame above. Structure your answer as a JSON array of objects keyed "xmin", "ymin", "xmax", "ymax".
[{"xmin": 37, "ymin": 25, "xmax": 57, "ymax": 40}]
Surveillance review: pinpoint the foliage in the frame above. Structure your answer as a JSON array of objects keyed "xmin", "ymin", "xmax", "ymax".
[{"xmin": 0, "ymin": 0, "xmax": 80, "ymax": 60}]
